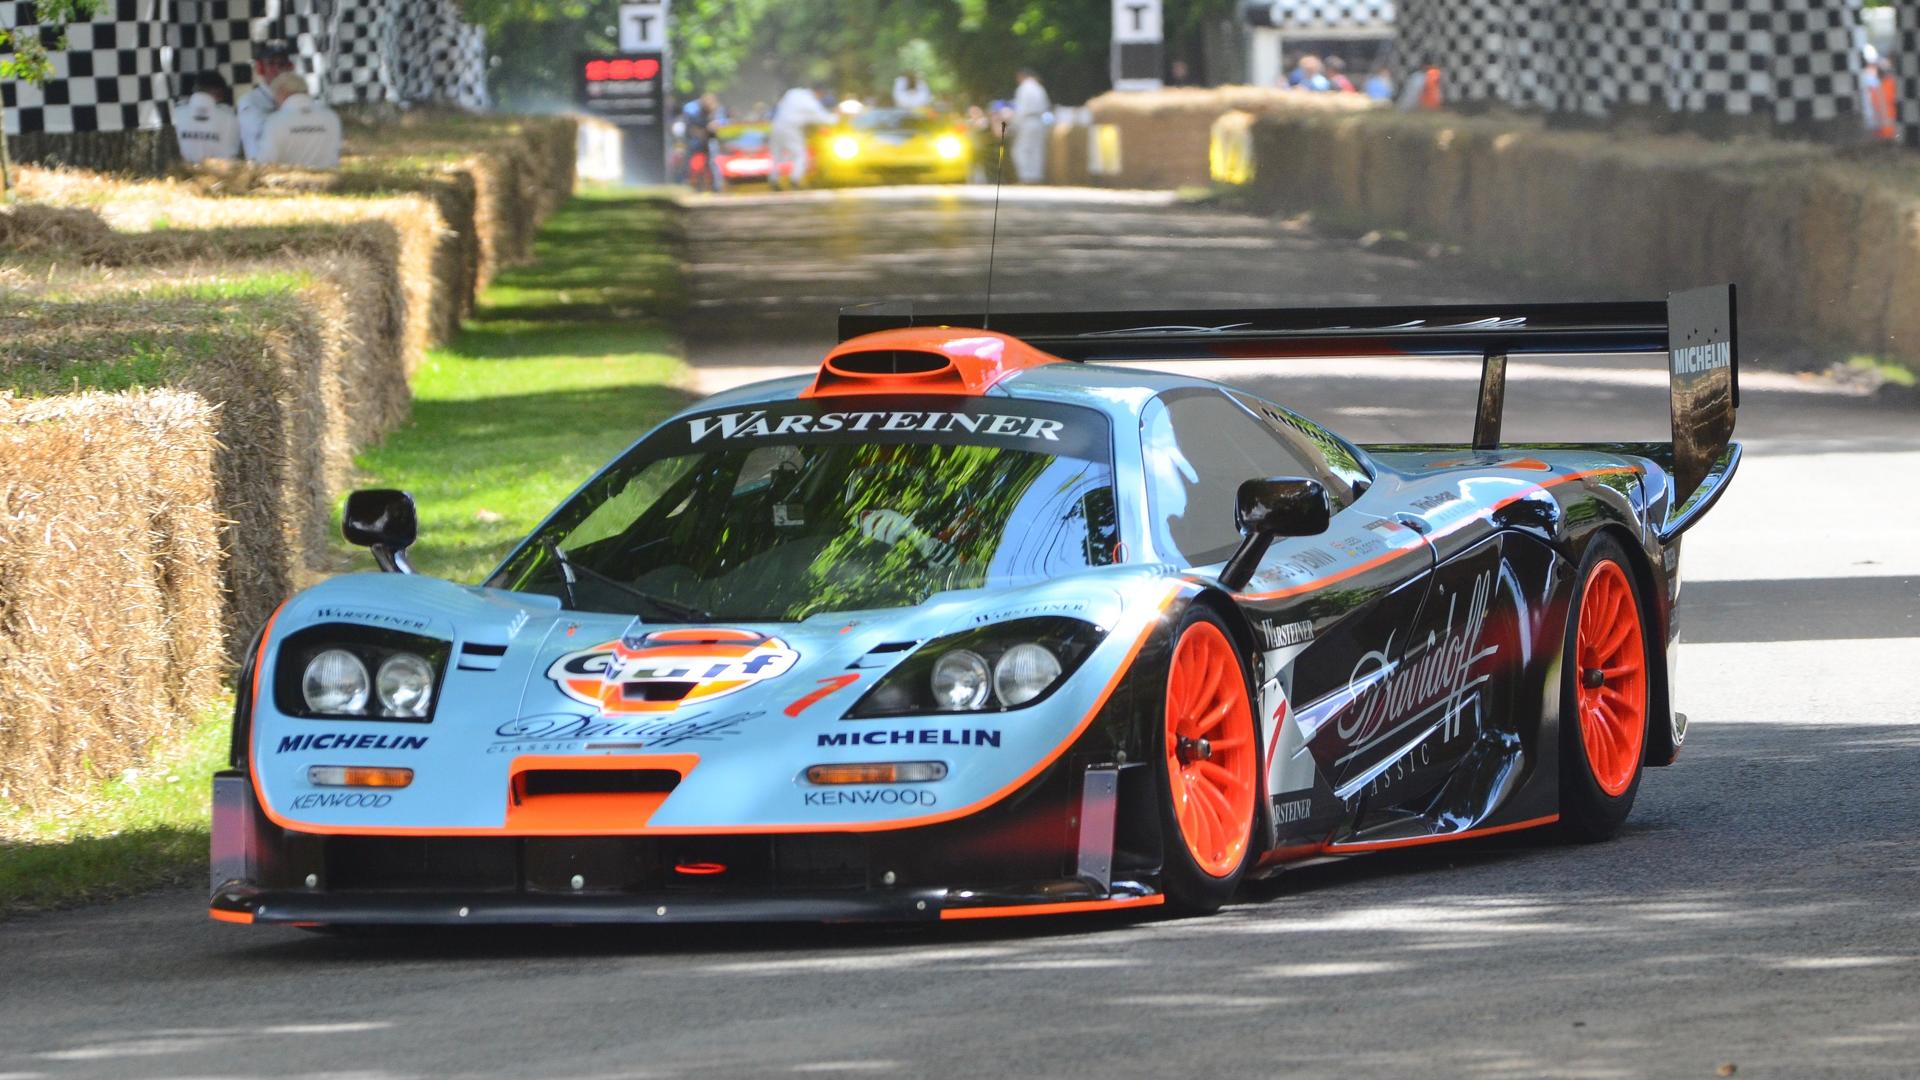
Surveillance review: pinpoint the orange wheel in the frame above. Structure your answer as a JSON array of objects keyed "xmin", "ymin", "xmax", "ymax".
[
  {"xmin": 1559, "ymin": 536, "xmax": 1651, "ymax": 842},
  {"xmin": 1575, "ymin": 559, "xmax": 1648, "ymax": 797},
  {"xmin": 1160, "ymin": 612, "xmax": 1258, "ymax": 905}
]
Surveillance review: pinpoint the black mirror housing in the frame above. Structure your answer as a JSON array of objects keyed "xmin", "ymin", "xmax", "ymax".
[
  {"xmin": 343, "ymin": 489, "xmax": 417, "ymax": 573},
  {"xmin": 1236, "ymin": 477, "xmax": 1332, "ymax": 538},
  {"xmin": 1221, "ymin": 477, "xmax": 1332, "ymax": 591}
]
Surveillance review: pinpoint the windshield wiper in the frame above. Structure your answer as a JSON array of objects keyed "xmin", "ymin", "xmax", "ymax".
[{"xmin": 542, "ymin": 539, "xmax": 711, "ymax": 622}]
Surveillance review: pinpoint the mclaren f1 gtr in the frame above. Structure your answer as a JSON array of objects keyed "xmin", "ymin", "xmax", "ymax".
[{"xmin": 210, "ymin": 287, "xmax": 1741, "ymax": 926}]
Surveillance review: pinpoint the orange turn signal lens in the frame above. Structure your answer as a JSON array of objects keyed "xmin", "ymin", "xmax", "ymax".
[
  {"xmin": 805, "ymin": 761, "xmax": 948, "ymax": 785},
  {"xmin": 307, "ymin": 765, "xmax": 414, "ymax": 788}
]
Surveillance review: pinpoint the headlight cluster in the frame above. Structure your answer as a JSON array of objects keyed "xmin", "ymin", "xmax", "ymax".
[
  {"xmin": 831, "ymin": 135, "xmax": 861, "ymax": 161},
  {"xmin": 273, "ymin": 624, "xmax": 450, "ymax": 721},
  {"xmin": 848, "ymin": 617, "xmax": 1106, "ymax": 718},
  {"xmin": 933, "ymin": 133, "xmax": 966, "ymax": 161}
]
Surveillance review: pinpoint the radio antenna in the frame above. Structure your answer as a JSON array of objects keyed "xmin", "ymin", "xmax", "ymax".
[{"xmin": 982, "ymin": 120, "xmax": 1007, "ymax": 331}]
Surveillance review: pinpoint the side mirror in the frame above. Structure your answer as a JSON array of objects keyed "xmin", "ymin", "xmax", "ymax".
[
  {"xmin": 1219, "ymin": 477, "xmax": 1331, "ymax": 591},
  {"xmin": 343, "ymin": 489, "xmax": 417, "ymax": 574}
]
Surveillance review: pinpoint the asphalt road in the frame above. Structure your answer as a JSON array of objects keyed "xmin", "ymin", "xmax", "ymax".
[{"xmin": 5, "ymin": 186, "xmax": 1919, "ymax": 1080}]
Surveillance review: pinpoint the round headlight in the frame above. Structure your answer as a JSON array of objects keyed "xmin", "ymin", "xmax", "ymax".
[
  {"xmin": 303, "ymin": 649, "xmax": 369, "ymax": 714},
  {"xmin": 934, "ymin": 133, "xmax": 965, "ymax": 160},
  {"xmin": 831, "ymin": 135, "xmax": 861, "ymax": 161},
  {"xmin": 376, "ymin": 652, "xmax": 435, "ymax": 718},
  {"xmin": 931, "ymin": 649, "xmax": 991, "ymax": 710},
  {"xmin": 993, "ymin": 643, "xmax": 1062, "ymax": 707}
]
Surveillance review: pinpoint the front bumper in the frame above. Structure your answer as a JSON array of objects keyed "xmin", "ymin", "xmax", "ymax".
[{"xmin": 211, "ymin": 756, "xmax": 1168, "ymax": 925}]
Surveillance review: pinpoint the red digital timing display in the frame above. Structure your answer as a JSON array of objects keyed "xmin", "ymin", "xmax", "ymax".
[{"xmin": 584, "ymin": 58, "xmax": 661, "ymax": 82}]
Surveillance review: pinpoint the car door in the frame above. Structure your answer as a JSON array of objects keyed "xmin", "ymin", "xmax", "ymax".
[{"xmin": 1137, "ymin": 388, "xmax": 1436, "ymax": 829}]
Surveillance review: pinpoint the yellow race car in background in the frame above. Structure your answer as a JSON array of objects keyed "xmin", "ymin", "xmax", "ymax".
[{"xmin": 812, "ymin": 107, "xmax": 972, "ymax": 187}]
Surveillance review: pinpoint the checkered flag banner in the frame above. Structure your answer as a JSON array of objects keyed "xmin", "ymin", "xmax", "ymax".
[
  {"xmin": 397, "ymin": 0, "xmax": 487, "ymax": 110},
  {"xmin": 1264, "ymin": 1, "xmax": 1396, "ymax": 33},
  {"xmin": 328, "ymin": 0, "xmax": 399, "ymax": 105},
  {"xmin": 1394, "ymin": 0, "xmax": 1866, "ymax": 128},
  {"xmin": 2, "ymin": 0, "xmax": 174, "ymax": 136},
  {"xmin": 1900, "ymin": 0, "xmax": 1920, "ymax": 147}
]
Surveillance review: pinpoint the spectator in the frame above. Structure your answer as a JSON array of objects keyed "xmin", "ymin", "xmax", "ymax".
[
  {"xmin": 1326, "ymin": 56, "xmax": 1357, "ymax": 93},
  {"xmin": 1288, "ymin": 55, "xmax": 1331, "ymax": 92},
  {"xmin": 1167, "ymin": 59, "xmax": 1195, "ymax": 87},
  {"xmin": 1364, "ymin": 65, "xmax": 1395, "ymax": 102},
  {"xmin": 683, "ymin": 92, "xmax": 727, "ymax": 192},
  {"xmin": 238, "ymin": 40, "xmax": 294, "ymax": 160},
  {"xmin": 893, "ymin": 70, "xmax": 932, "ymax": 109},
  {"xmin": 1011, "ymin": 68, "xmax": 1051, "ymax": 184},
  {"xmin": 174, "ymin": 71, "xmax": 240, "ymax": 163},
  {"xmin": 771, "ymin": 84, "xmax": 834, "ymax": 190},
  {"xmin": 258, "ymin": 72, "xmax": 342, "ymax": 168}
]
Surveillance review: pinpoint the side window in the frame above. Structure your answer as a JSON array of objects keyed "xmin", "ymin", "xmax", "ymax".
[
  {"xmin": 1232, "ymin": 392, "xmax": 1370, "ymax": 499},
  {"xmin": 1142, "ymin": 388, "xmax": 1343, "ymax": 566}
]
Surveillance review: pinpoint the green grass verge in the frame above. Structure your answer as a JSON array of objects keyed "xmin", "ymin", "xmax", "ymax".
[
  {"xmin": 0, "ymin": 707, "xmax": 229, "ymax": 917},
  {"xmin": 345, "ymin": 191, "xmax": 695, "ymax": 582},
  {"xmin": 2, "ymin": 192, "xmax": 691, "ymax": 914}
]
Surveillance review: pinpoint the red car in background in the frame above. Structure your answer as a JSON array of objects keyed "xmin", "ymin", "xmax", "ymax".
[{"xmin": 707, "ymin": 123, "xmax": 793, "ymax": 186}]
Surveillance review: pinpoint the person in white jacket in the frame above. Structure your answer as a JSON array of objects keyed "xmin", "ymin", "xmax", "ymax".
[
  {"xmin": 892, "ymin": 71, "xmax": 932, "ymax": 109},
  {"xmin": 1010, "ymin": 68, "xmax": 1051, "ymax": 184},
  {"xmin": 770, "ymin": 85, "xmax": 834, "ymax": 189},
  {"xmin": 258, "ymin": 72, "xmax": 342, "ymax": 169},
  {"xmin": 237, "ymin": 41, "xmax": 294, "ymax": 160},
  {"xmin": 174, "ymin": 72, "xmax": 241, "ymax": 163}
]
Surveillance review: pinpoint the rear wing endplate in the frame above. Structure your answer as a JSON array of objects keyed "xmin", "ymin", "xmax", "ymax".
[{"xmin": 839, "ymin": 285, "xmax": 1739, "ymax": 505}]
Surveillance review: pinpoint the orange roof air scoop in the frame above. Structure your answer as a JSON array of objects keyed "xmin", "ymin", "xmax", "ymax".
[{"xmin": 801, "ymin": 327, "xmax": 1064, "ymax": 398}]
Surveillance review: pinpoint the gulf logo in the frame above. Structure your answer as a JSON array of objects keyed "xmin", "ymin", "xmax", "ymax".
[{"xmin": 548, "ymin": 628, "xmax": 799, "ymax": 715}]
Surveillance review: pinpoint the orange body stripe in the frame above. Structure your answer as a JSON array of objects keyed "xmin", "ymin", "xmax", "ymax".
[
  {"xmin": 784, "ymin": 674, "xmax": 862, "ymax": 717},
  {"xmin": 1322, "ymin": 814, "xmax": 1559, "ymax": 853},
  {"xmin": 939, "ymin": 894, "xmax": 1165, "ymax": 920}
]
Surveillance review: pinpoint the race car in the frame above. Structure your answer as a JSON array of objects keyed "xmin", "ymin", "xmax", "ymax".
[
  {"xmin": 210, "ymin": 287, "xmax": 1741, "ymax": 926},
  {"xmin": 705, "ymin": 123, "xmax": 791, "ymax": 187},
  {"xmin": 811, "ymin": 107, "xmax": 971, "ymax": 187}
]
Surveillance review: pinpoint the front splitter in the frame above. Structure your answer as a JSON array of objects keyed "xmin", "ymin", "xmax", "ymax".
[{"xmin": 210, "ymin": 880, "xmax": 1163, "ymax": 926}]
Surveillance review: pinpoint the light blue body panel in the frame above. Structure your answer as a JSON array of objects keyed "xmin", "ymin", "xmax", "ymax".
[{"xmin": 252, "ymin": 566, "xmax": 1176, "ymax": 833}]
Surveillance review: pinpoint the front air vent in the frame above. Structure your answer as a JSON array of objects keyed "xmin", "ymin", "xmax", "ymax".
[
  {"xmin": 518, "ymin": 770, "xmax": 681, "ymax": 798},
  {"xmin": 850, "ymin": 640, "xmax": 922, "ymax": 670},
  {"xmin": 827, "ymin": 349, "xmax": 952, "ymax": 375},
  {"xmin": 458, "ymin": 641, "xmax": 509, "ymax": 671}
]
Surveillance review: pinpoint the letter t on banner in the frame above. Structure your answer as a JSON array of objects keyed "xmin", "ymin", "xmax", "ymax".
[
  {"xmin": 619, "ymin": 1, "xmax": 670, "ymax": 52},
  {"xmin": 1111, "ymin": 0, "xmax": 1164, "ymax": 92}
]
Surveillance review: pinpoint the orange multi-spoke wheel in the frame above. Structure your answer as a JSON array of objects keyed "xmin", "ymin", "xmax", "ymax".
[
  {"xmin": 1575, "ymin": 559, "xmax": 1648, "ymax": 797},
  {"xmin": 1559, "ymin": 536, "xmax": 1651, "ymax": 841},
  {"xmin": 1158, "ymin": 609, "xmax": 1259, "ymax": 911}
]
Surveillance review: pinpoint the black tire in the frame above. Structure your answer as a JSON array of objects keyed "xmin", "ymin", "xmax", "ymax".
[
  {"xmin": 1155, "ymin": 605, "xmax": 1262, "ymax": 914},
  {"xmin": 1558, "ymin": 534, "xmax": 1652, "ymax": 842}
]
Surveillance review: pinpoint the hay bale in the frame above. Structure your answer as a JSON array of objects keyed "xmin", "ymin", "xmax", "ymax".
[
  {"xmin": 0, "ymin": 204, "xmax": 116, "ymax": 256},
  {"xmin": 0, "ymin": 390, "xmax": 222, "ymax": 809},
  {"xmin": 2, "ymin": 270, "xmax": 339, "ymax": 650}
]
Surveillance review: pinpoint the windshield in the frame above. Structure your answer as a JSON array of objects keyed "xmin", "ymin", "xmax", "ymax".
[
  {"xmin": 719, "ymin": 128, "xmax": 766, "ymax": 151},
  {"xmin": 490, "ymin": 399, "xmax": 1119, "ymax": 622},
  {"xmin": 851, "ymin": 109, "xmax": 946, "ymax": 134}
]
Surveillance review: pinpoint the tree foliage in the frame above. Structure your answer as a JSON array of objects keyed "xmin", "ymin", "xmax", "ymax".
[
  {"xmin": 465, "ymin": 0, "xmax": 1237, "ymax": 110},
  {"xmin": 0, "ymin": 0, "xmax": 98, "ymax": 83},
  {"xmin": 1, "ymin": 0, "xmax": 103, "ymax": 194}
]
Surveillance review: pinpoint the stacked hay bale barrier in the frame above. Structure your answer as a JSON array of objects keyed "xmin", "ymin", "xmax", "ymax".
[
  {"xmin": 0, "ymin": 392, "xmax": 223, "ymax": 807},
  {"xmin": 1073, "ymin": 88, "xmax": 1379, "ymax": 189},
  {"xmin": 0, "ymin": 114, "xmax": 579, "ymax": 813},
  {"xmin": 2, "ymin": 258, "xmax": 376, "ymax": 647},
  {"xmin": 1238, "ymin": 106, "xmax": 1920, "ymax": 371}
]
